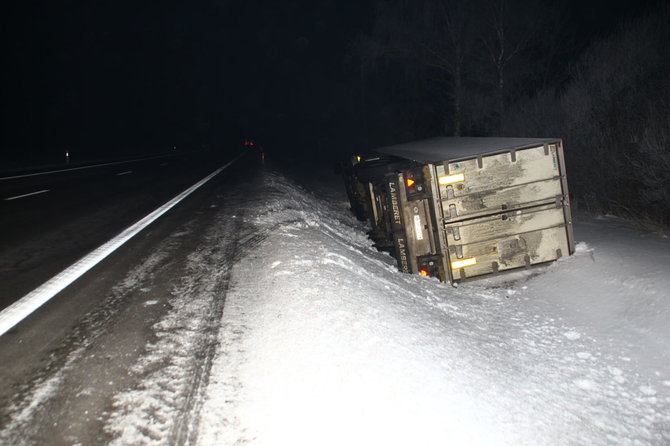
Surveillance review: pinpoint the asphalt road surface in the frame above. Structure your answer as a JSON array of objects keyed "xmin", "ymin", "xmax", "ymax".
[
  {"xmin": 1, "ymin": 152, "xmax": 235, "ymax": 311},
  {"xmin": 0, "ymin": 150, "xmax": 262, "ymax": 444}
]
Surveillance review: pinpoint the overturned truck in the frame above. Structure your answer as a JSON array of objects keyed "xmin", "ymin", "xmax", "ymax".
[{"xmin": 343, "ymin": 137, "xmax": 575, "ymax": 283}]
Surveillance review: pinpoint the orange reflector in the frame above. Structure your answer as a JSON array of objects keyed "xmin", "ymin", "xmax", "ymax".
[
  {"xmin": 420, "ymin": 269, "xmax": 429, "ymax": 276},
  {"xmin": 406, "ymin": 178, "xmax": 415, "ymax": 187},
  {"xmin": 451, "ymin": 257, "xmax": 477, "ymax": 269},
  {"xmin": 439, "ymin": 172, "xmax": 465, "ymax": 185}
]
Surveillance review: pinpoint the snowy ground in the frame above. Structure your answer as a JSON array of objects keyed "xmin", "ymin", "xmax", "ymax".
[
  {"xmin": 3, "ymin": 165, "xmax": 669, "ymax": 445},
  {"xmin": 195, "ymin": 168, "xmax": 668, "ymax": 445}
]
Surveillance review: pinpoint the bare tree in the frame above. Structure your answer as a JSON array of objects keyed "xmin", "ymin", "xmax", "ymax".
[
  {"xmin": 479, "ymin": 0, "xmax": 538, "ymax": 133},
  {"xmin": 415, "ymin": 0, "xmax": 480, "ymax": 136},
  {"xmin": 355, "ymin": 0, "xmax": 481, "ymax": 136},
  {"xmin": 504, "ymin": 4, "xmax": 670, "ymax": 227},
  {"xmin": 354, "ymin": 0, "xmax": 554, "ymax": 137}
]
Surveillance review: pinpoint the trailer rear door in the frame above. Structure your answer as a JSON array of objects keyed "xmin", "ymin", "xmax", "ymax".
[
  {"xmin": 432, "ymin": 142, "xmax": 574, "ymax": 281},
  {"xmin": 436, "ymin": 143, "xmax": 564, "ymax": 221}
]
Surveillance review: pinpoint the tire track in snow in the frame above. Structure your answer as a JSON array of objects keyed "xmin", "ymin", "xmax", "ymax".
[
  {"xmin": 103, "ymin": 224, "xmax": 238, "ymax": 445},
  {"xmin": 104, "ymin": 174, "xmax": 267, "ymax": 446},
  {"xmin": 170, "ymin": 216, "xmax": 250, "ymax": 445},
  {"xmin": 170, "ymin": 225, "xmax": 238, "ymax": 444},
  {"xmin": 173, "ymin": 217, "xmax": 269, "ymax": 444}
]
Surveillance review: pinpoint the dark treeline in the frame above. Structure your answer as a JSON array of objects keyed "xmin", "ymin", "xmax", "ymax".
[
  {"xmin": 348, "ymin": 0, "xmax": 670, "ymax": 227},
  {"xmin": 0, "ymin": 0, "xmax": 370, "ymax": 167},
  {"xmin": 505, "ymin": 7, "xmax": 670, "ymax": 227}
]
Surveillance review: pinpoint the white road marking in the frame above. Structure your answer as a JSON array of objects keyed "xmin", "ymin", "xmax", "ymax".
[
  {"xmin": 0, "ymin": 154, "xmax": 243, "ymax": 337},
  {"xmin": 116, "ymin": 171, "xmax": 133, "ymax": 176},
  {"xmin": 0, "ymin": 154, "xmax": 175, "ymax": 181},
  {"xmin": 4, "ymin": 190, "xmax": 50, "ymax": 201}
]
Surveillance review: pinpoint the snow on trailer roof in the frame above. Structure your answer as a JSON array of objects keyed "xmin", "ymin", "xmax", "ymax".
[{"xmin": 375, "ymin": 137, "xmax": 560, "ymax": 163}]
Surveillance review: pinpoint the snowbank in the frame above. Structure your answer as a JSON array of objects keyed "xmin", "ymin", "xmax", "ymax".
[{"xmin": 196, "ymin": 169, "xmax": 670, "ymax": 445}]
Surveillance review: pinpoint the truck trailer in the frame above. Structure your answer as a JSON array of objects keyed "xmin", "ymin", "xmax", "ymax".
[{"xmin": 344, "ymin": 137, "xmax": 575, "ymax": 283}]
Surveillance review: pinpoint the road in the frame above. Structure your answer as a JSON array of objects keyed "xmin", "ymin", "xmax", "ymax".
[
  {"xmin": 0, "ymin": 151, "xmax": 261, "ymax": 444},
  {"xmin": 0, "ymin": 152, "xmax": 233, "ymax": 310}
]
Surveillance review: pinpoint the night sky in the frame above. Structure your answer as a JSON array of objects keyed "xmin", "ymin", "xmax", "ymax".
[{"xmin": 0, "ymin": 0, "xmax": 664, "ymax": 167}]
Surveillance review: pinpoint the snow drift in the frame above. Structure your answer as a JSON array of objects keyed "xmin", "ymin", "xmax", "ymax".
[{"xmin": 192, "ymin": 168, "xmax": 670, "ymax": 445}]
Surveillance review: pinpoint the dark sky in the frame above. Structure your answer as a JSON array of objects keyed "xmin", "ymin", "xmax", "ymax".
[
  {"xmin": 0, "ymin": 0, "xmax": 663, "ymax": 165},
  {"xmin": 1, "ymin": 0, "xmax": 371, "ymax": 163}
]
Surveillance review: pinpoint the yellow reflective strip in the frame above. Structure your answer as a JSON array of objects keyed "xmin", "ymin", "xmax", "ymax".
[
  {"xmin": 451, "ymin": 257, "xmax": 477, "ymax": 269},
  {"xmin": 439, "ymin": 172, "xmax": 465, "ymax": 185}
]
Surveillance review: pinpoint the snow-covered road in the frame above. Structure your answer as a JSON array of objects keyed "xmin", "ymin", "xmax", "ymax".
[{"xmin": 2, "ymin": 165, "xmax": 669, "ymax": 445}]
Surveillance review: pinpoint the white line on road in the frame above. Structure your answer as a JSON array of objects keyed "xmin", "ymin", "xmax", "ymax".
[
  {"xmin": 0, "ymin": 154, "xmax": 176, "ymax": 181},
  {"xmin": 116, "ymin": 171, "xmax": 133, "ymax": 176},
  {"xmin": 0, "ymin": 154, "xmax": 243, "ymax": 337},
  {"xmin": 4, "ymin": 190, "xmax": 51, "ymax": 201}
]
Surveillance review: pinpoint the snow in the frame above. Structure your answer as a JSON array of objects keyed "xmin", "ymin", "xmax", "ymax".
[
  {"xmin": 105, "ymin": 209, "xmax": 240, "ymax": 445},
  {"xmin": 375, "ymin": 136, "xmax": 558, "ymax": 163},
  {"xmin": 191, "ymin": 169, "xmax": 670, "ymax": 445},
  {"xmin": 5, "ymin": 165, "xmax": 668, "ymax": 444}
]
